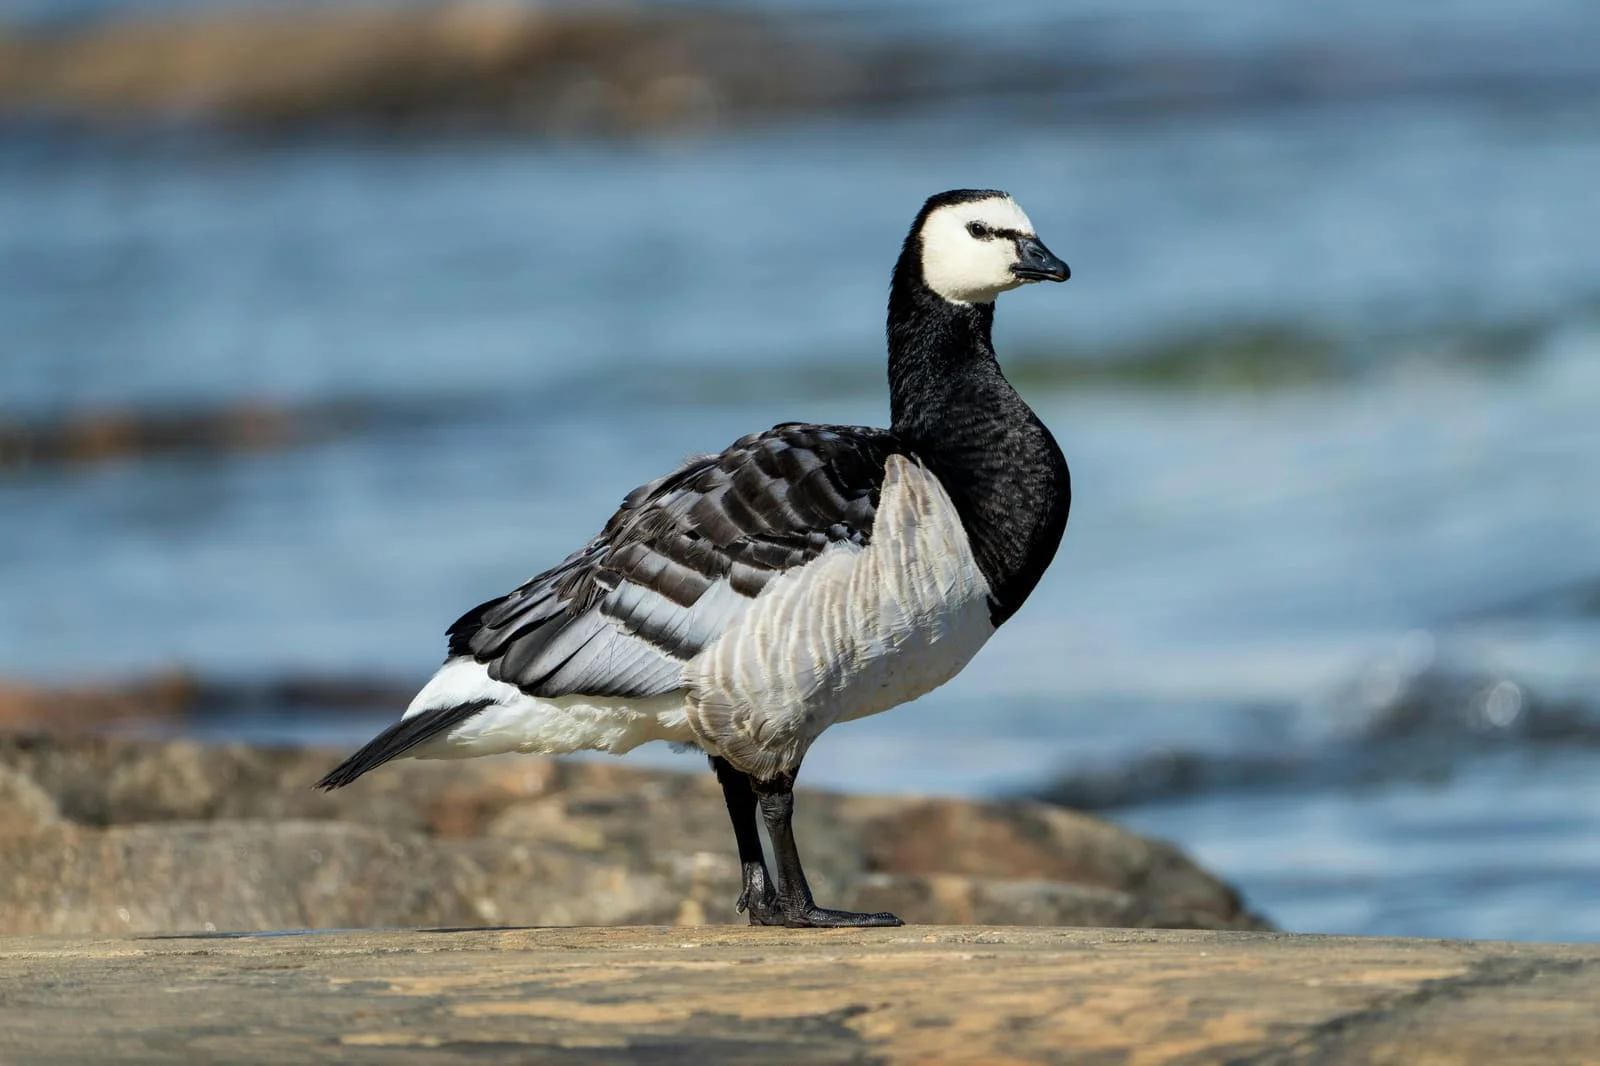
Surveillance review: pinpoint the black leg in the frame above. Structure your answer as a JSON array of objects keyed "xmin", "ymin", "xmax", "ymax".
[
  {"xmin": 753, "ymin": 770, "xmax": 903, "ymax": 929},
  {"xmin": 710, "ymin": 756, "xmax": 778, "ymax": 925}
]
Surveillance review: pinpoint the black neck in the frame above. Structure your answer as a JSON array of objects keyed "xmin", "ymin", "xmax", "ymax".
[{"xmin": 885, "ymin": 257, "xmax": 1072, "ymax": 626}]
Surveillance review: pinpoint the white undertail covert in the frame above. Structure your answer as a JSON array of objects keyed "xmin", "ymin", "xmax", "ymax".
[{"xmin": 402, "ymin": 657, "xmax": 692, "ymax": 760}]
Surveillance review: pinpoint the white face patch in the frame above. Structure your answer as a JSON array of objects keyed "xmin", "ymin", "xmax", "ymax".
[{"xmin": 918, "ymin": 195, "xmax": 1039, "ymax": 305}]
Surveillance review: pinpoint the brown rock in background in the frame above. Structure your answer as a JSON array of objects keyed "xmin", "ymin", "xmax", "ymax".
[
  {"xmin": 0, "ymin": 734, "xmax": 1267, "ymax": 935},
  {"xmin": 0, "ymin": 765, "xmax": 60, "ymax": 834},
  {"xmin": 0, "ymin": 673, "xmax": 198, "ymax": 736},
  {"xmin": 0, "ymin": 3, "xmax": 857, "ymax": 133}
]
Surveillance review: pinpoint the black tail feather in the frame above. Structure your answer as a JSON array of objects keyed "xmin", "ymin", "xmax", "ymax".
[{"xmin": 315, "ymin": 699, "xmax": 494, "ymax": 790}]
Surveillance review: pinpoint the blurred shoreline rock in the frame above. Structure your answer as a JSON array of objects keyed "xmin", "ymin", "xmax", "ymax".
[
  {"xmin": 0, "ymin": 734, "xmax": 1268, "ymax": 935},
  {"xmin": 0, "ymin": 672, "xmax": 417, "ymax": 734},
  {"xmin": 0, "ymin": 3, "xmax": 865, "ymax": 134},
  {"xmin": 0, "ymin": 399, "xmax": 363, "ymax": 472}
]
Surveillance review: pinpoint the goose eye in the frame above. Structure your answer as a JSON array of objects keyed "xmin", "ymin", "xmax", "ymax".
[{"xmin": 966, "ymin": 221, "xmax": 989, "ymax": 239}]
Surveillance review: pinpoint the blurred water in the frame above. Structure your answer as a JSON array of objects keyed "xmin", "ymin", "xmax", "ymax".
[{"xmin": 2, "ymin": 2, "xmax": 1599, "ymax": 940}]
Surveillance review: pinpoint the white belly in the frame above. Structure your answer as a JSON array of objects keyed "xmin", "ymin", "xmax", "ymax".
[{"xmin": 684, "ymin": 453, "xmax": 996, "ymax": 779}]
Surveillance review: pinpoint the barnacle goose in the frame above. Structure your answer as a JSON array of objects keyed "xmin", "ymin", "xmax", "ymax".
[{"xmin": 319, "ymin": 190, "xmax": 1071, "ymax": 928}]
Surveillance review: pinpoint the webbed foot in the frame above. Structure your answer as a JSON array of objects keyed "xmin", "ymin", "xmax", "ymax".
[{"xmin": 758, "ymin": 904, "xmax": 903, "ymax": 929}]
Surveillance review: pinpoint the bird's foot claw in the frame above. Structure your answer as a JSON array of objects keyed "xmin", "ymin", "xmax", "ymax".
[{"xmin": 744, "ymin": 902, "xmax": 782, "ymax": 926}]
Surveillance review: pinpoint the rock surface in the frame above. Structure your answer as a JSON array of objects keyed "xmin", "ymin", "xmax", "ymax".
[
  {"xmin": 2, "ymin": 925, "xmax": 1596, "ymax": 1064},
  {"xmin": 0, "ymin": 735, "xmax": 1264, "ymax": 934}
]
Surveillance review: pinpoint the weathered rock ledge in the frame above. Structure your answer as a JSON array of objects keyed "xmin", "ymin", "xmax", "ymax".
[
  {"xmin": 0, "ymin": 735, "xmax": 1264, "ymax": 935},
  {"xmin": 2, "ymin": 925, "xmax": 1596, "ymax": 1064}
]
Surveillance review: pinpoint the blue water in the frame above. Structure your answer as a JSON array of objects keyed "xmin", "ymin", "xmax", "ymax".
[{"xmin": 2, "ymin": 0, "xmax": 1599, "ymax": 941}]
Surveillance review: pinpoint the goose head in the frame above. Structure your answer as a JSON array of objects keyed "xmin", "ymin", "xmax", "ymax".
[{"xmin": 909, "ymin": 189, "xmax": 1069, "ymax": 306}]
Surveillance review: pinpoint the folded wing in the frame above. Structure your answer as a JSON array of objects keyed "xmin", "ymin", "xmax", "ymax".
[{"xmin": 448, "ymin": 422, "xmax": 900, "ymax": 699}]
